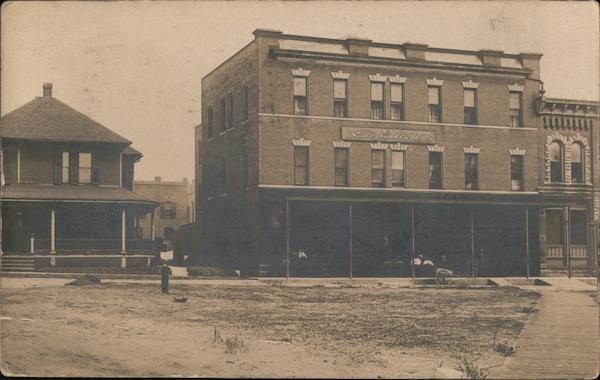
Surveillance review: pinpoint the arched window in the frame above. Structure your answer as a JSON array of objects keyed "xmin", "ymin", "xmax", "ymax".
[
  {"xmin": 571, "ymin": 143, "xmax": 584, "ymax": 183},
  {"xmin": 550, "ymin": 141, "xmax": 564, "ymax": 182}
]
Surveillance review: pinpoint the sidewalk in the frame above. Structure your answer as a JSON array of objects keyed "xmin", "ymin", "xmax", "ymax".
[{"xmin": 499, "ymin": 288, "xmax": 599, "ymax": 379}]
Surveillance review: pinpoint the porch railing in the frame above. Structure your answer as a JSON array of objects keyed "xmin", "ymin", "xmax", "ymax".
[
  {"xmin": 546, "ymin": 245, "xmax": 588, "ymax": 258},
  {"xmin": 33, "ymin": 238, "xmax": 155, "ymax": 253}
]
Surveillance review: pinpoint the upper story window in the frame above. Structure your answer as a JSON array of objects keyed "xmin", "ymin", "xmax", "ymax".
[
  {"xmin": 549, "ymin": 141, "xmax": 564, "ymax": 182},
  {"xmin": 571, "ymin": 142, "xmax": 584, "ymax": 183},
  {"xmin": 2, "ymin": 146, "xmax": 18, "ymax": 184},
  {"xmin": 464, "ymin": 89, "xmax": 477, "ymax": 124},
  {"xmin": 371, "ymin": 149, "xmax": 386, "ymax": 187},
  {"xmin": 207, "ymin": 107, "xmax": 213, "ymax": 139},
  {"xmin": 390, "ymin": 83, "xmax": 404, "ymax": 121},
  {"xmin": 511, "ymin": 155, "xmax": 524, "ymax": 191},
  {"xmin": 391, "ymin": 150, "xmax": 405, "ymax": 187},
  {"xmin": 62, "ymin": 152, "xmax": 70, "ymax": 183},
  {"xmin": 464, "ymin": 153, "xmax": 479, "ymax": 190},
  {"xmin": 428, "ymin": 151, "xmax": 443, "ymax": 189},
  {"xmin": 220, "ymin": 99, "xmax": 226, "ymax": 132},
  {"xmin": 228, "ymin": 94, "xmax": 234, "ymax": 129},
  {"xmin": 243, "ymin": 86, "xmax": 249, "ymax": 121},
  {"xmin": 370, "ymin": 82, "xmax": 384, "ymax": 120},
  {"xmin": 78, "ymin": 152, "xmax": 92, "ymax": 184},
  {"xmin": 333, "ymin": 79, "xmax": 348, "ymax": 118},
  {"xmin": 334, "ymin": 147, "xmax": 349, "ymax": 186},
  {"xmin": 428, "ymin": 86, "xmax": 442, "ymax": 123},
  {"xmin": 161, "ymin": 201, "xmax": 176, "ymax": 219},
  {"xmin": 293, "ymin": 76, "xmax": 308, "ymax": 115},
  {"xmin": 294, "ymin": 146, "xmax": 309, "ymax": 185},
  {"xmin": 509, "ymin": 92, "xmax": 522, "ymax": 127}
]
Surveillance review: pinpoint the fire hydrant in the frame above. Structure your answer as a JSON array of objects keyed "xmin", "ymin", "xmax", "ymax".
[{"xmin": 160, "ymin": 264, "xmax": 172, "ymax": 294}]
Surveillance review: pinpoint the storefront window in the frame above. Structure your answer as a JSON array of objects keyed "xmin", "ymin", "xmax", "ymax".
[
  {"xmin": 546, "ymin": 209, "xmax": 563, "ymax": 245},
  {"xmin": 570, "ymin": 210, "xmax": 587, "ymax": 245}
]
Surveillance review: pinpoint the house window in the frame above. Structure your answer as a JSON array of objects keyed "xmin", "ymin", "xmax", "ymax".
[
  {"xmin": 334, "ymin": 147, "xmax": 349, "ymax": 186},
  {"xmin": 2, "ymin": 146, "xmax": 17, "ymax": 184},
  {"xmin": 243, "ymin": 86, "xmax": 249, "ymax": 121},
  {"xmin": 428, "ymin": 152, "xmax": 443, "ymax": 189},
  {"xmin": 207, "ymin": 107, "xmax": 213, "ymax": 139},
  {"xmin": 550, "ymin": 141, "xmax": 564, "ymax": 182},
  {"xmin": 333, "ymin": 79, "xmax": 347, "ymax": 118},
  {"xmin": 511, "ymin": 155, "xmax": 524, "ymax": 191},
  {"xmin": 570, "ymin": 210, "xmax": 587, "ymax": 245},
  {"xmin": 546, "ymin": 209, "xmax": 563, "ymax": 245},
  {"xmin": 390, "ymin": 83, "xmax": 404, "ymax": 121},
  {"xmin": 78, "ymin": 152, "xmax": 92, "ymax": 184},
  {"xmin": 62, "ymin": 152, "xmax": 70, "ymax": 183},
  {"xmin": 464, "ymin": 153, "xmax": 479, "ymax": 190},
  {"xmin": 370, "ymin": 82, "xmax": 384, "ymax": 120},
  {"xmin": 571, "ymin": 143, "xmax": 584, "ymax": 183},
  {"xmin": 371, "ymin": 149, "xmax": 386, "ymax": 187},
  {"xmin": 294, "ymin": 146, "xmax": 309, "ymax": 185},
  {"xmin": 293, "ymin": 76, "xmax": 308, "ymax": 115},
  {"xmin": 161, "ymin": 202, "xmax": 176, "ymax": 219},
  {"xmin": 391, "ymin": 150, "xmax": 405, "ymax": 187},
  {"xmin": 220, "ymin": 99, "xmax": 226, "ymax": 132},
  {"xmin": 428, "ymin": 86, "xmax": 442, "ymax": 122},
  {"xmin": 464, "ymin": 89, "xmax": 477, "ymax": 124},
  {"xmin": 228, "ymin": 94, "xmax": 234, "ymax": 129},
  {"xmin": 509, "ymin": 92, "xmax": 522, "ymax": 127}
]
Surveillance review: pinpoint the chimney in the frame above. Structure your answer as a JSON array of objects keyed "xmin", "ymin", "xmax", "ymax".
[
  {"xmin": 155, "ymin": 176, "xmax": 161, "ymax": 183},
  {"xmin": 43, "ymin": 82, "xmax": 52, "ymax": 97},
  {"xmin": 479, "ymin": 50, "xmax": 504, "ymax": 67},
  {"xmin": 345, "ymin": 37, "xmax": 371, "ymax": 56},
  {"xmin": 519, "ymin": 52, "xmax": 543, "ymax": 80},
  {"xmin": 402, "ymin": 43, "xmax": 428, "ymax": 61}
]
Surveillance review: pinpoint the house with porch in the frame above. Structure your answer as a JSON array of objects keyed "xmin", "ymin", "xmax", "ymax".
[{"xmin": 1, "ymin": 83, "xmax": 158, "ymax": 271}]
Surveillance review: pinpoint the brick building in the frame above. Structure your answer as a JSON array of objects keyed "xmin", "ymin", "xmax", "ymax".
[
  {"xmin": 134, "ymin": 177, "xmax": 194, "ymax": 246},
  {"xmin": 1, "ymin": 83, "xmax": 157, "ymax": 270},
  {"xmin": 196, "ymin": 29, "xmax": 599, "ymax": 277}
]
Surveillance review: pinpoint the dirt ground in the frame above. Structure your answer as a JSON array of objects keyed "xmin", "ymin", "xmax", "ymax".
[{"xmin": 0, "ymin": 279, "xmax": 539, "ymax": 378}]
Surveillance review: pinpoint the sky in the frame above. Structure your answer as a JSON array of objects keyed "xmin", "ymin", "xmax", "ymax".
[{"xmin": 1, "ymin": 1, "xmax": 598, "ymax": 182}]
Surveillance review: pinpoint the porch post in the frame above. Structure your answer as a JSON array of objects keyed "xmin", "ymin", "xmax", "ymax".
[
  {"xmin": 525, "ymin": 206, "xmax": 530, "ymax": 279},
  {"xmin": 150, "ymin": 208, "xmax": 156, "ymax": 240},
  {"xmin": 348, "ymin": 202, "xmax": 353, "ymax": 279},
  {"xmin": 286, "ymin": 200, "xmax": 290, "ymax": 279},
  {"xmin": 50, "ymin": 207, "xmax": 56, "ymax": 255},
  {"xmin": 121, "ymin": 208, "xmax": 127, "ymax": 254},
  {"xmin": 564, "ymin": 206, "xmax": 571, "ymax": 278},
  {"xmin": 470, "ymin": 207, "xmax": 475, "ymax": 279},
  {"xmin": 411, "ymin": 205, "xmax": 415, "ymax": 279}
]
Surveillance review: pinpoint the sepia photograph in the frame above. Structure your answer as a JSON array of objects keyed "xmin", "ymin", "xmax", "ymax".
[{"xmin": 0, "ymin": 0, "xmax": 599, "ymax": 378}]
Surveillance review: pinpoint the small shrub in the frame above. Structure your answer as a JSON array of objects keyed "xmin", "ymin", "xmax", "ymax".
[
  {"xmin": 513, "ymin": 305, "xmax": 537, "ymax": 314},
  {"xmin": 491, "ymin": 331, "xmax": 515, "ymax": 357},
  {"xmin": 212, "ymin": 327, "xmax": 223, "ymax": 344},
  {"xmin": 457, "ymin": 356, "xmax": 497, "ymax": 379},
  {"xmin": 225, "ymin": 336, "xmax": 244, "ymax": 354}
]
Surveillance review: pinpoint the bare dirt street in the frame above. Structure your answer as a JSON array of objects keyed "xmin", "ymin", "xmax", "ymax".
[{"xmin": 1, "ymin": 279, "xmax": 539, "ymax": 378}]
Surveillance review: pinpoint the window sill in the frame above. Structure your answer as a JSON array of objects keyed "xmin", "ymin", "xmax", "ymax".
[
  {"xmin": 219, "ymin": 193, "xmax": 227, "ymax": 197},
  {"xmin": 241, "ymin": 119, "xmax": 250, "ymax": 126}
]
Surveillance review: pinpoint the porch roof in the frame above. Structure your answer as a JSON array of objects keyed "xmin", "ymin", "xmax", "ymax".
[{"xmin": 1, "ymin": 183, "xmax": 158, "ymax": 205}]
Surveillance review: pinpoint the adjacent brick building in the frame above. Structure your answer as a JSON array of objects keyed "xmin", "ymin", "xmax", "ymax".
[
  {"xmin": 1, "ymin": 83, "xmax": 157, "ymax": 270},
  {"xmin": 196, "ymin": 30, "xmax": 599, "ymax": 277}
]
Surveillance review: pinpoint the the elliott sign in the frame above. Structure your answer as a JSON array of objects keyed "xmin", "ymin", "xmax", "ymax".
[{"xmin": 341, "ymin": 127, "xmax": 436, "ymax": 144}]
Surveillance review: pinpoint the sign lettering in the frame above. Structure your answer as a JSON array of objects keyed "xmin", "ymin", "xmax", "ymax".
[{"xmin": 341, "ymin": 127, "xmax": 436, "ymax": 144}]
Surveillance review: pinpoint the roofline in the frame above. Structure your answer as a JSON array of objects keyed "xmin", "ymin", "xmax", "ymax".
[
  {"xmin": 0, "ymin": 137, "xmax": 132, "ymax": 145},
  {"xmin": 201, "ymin": 39, "xmax": 256, "ymax": 81},
  {"xmin": 540, "ymin": 97, "xmax": 599, "ymax": 106},
  {"xmin": 0, "ymin": 198, "xmax": 159, "ymax": 206}
]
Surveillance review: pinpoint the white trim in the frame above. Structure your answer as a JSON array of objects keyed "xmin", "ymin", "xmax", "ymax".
[
  {"xmin": 120, "ymin": 208, "xmax": 126, "ymax": 254},
  {"xmin": 369, "ymin": 142, "xmax": 388, "ymax": 150},
  {"xmin": 332, "ymin": 141, "xmax": 352, "ymax": 148},
  {"xmin": 389, "ymin": 143, "xmax": 408, "ymax": 151},
  {"xmin": 119, "ymin": 152, "xmax": 123, "ymax": 187},
  {"xmin": 258, "ymin": 184, "xmax": 539, "ymax": 196},
  {"xmin": 368, "ymin": 73, "xmax": 387, "ymax": 82},
  {"xmin": 50, "ymin": 208, "xmax": 56, "ymax": 254},
  {"xmin": 258, "ymin": 113, "xmax": 538, "ymax": 131},
  {"xmin": 509, "ymin": 147, "xmax": 526, "ymax": 156},
  {"xmin": 331, "ymin": 70, "xmax": 350, "ymax": 79},
  {"xmin": 291, "ymin": 67, "xmax": 311, "ymax": 77},
  {"xmin": 461, "ymin": 80, "xmax": 480, "ymax": 89},
  {"xmin": 463, "ymin": 145, "xmax": 480, "ymax": 154},
  {"xmin": 292, "ymin": 137, "xmax": 312, "ymax": 147},
  {"xmin": 427, "ymin": 144, "xmax": 445, "ymax": 153},
  {"xmin": 426, "ymin": 77, "xmax": 444, "ymax": 86},
  {"xmin": 508, "ymin": 83, "xmax": 524, "ymax": 92},
  {"xmin": 388, "ymin": 75, "xmax": 407, "ymax": 84}
]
